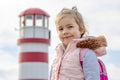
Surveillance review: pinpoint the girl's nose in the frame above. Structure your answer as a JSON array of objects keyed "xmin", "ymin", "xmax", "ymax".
[{"xmin": 62, "ymin": 29, "xmax": 68, "ymax": 35}]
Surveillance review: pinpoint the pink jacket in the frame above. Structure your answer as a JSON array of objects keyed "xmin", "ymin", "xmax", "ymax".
[
  {"xmin": 51, "ymin": 36, "xmax": 107, "ymax": 80},
  {"xmin": 51, "ymin": 40, "xmax": 84, "ymax": 80}
]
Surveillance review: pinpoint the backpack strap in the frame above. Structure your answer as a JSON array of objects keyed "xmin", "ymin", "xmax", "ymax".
[
  {"xmin": 98, "ymin": 59, "xmax": 108, "ymax": 75},
  {"xmin": 98, "ymin": 59, "xmax": 104, "ymax": 73},
  {"xmin": 98, "ymin": 59, "xmax": 108, "ymax": 80},
  {"xmin": 79, "ymin": 48, "xmax": 88, "ymax": 67}
]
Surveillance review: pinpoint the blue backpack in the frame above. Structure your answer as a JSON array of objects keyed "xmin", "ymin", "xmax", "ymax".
[{"xmin": 79, "ymin": 48, "xmax": 108, "ymax": 80}]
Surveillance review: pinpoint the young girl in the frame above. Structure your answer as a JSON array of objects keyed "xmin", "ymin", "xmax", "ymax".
[{"xmin": 50, "ymin": 7, "xmax": 107, "ymax": 80}]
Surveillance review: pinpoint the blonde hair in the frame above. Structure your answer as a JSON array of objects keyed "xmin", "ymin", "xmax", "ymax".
[{"xmin": 55, "ymin": 7, "xmax": 88, "ymax": 37}]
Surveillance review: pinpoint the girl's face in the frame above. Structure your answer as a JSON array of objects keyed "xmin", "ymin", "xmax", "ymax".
[{"xmin": 56, "ymin": 15, "xmax": 81, "ymax": 47}]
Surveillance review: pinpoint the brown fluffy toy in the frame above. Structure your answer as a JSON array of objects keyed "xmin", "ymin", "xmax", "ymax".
[{"xmin": 76, "ymin": 35, "xmax": 107, "ymax": 56}]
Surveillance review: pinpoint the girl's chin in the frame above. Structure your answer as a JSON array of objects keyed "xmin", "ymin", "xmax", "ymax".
[{"xmin": 63, "ymin": 40, "xmax": 72, "ymax": 46}]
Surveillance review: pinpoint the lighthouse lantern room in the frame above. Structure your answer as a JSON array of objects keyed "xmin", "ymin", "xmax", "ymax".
[{"xmin": 18, "ymin": 8, "xmax": 50, "ymax": 80}]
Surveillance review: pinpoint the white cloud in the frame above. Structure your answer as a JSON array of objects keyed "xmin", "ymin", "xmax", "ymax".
[
  {"xmin": 0, "ymin": 69, "xmax": 18, "ymax": 80},
  {"xmin": 0, "ymin": 50, "xmax": 18, "ymax": 80},
  {"xmin": 107, "ymin": 63, "xmax": 120, "ymax": 80},
  {"xmin": 107, "ymin": 36, "xmax": 120, "ymax": 51},
  {"xmin": 0, "ymin": 50, "xmax": 18, "ymax": 70}
]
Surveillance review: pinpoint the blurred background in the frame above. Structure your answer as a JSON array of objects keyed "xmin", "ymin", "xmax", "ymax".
[{"xmin": 0, "ymin": 0, "xmax": 120, "ymax": 80}]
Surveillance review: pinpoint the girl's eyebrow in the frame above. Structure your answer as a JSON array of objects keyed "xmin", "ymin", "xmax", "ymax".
[
  {"xmin": 58, "ymin": 24, "xmax": 72, "ymax": 28},
  {"xmin": 66, "ymin": 24, "xmax": 72, "ymax": 26},
  {"xmin": 58, "ymin": 25, "xmax": 62, "ymax": 28},
  {"xmin": 64, "ymin": 24, "xmax": 72, "ymax": 27}
]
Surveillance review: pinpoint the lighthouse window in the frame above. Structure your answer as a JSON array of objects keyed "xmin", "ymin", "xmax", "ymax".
[
  {"xmin": 20, "ymin": 16, "xmax": 25, "ymax": 27},
  {"xmin": 25, "ymin": 15, "xmax": 33, "ymax": 26},
  {"xmin": 37, "ymin": 15, "xmax": 42, "ymax": 19},
  {"xmin": 36, "ymin": 15, "xmax": 43, "ymax": 27},
  {"xmin": 45, "ymin": 16, "xmax": 48, "ymax": 28}
]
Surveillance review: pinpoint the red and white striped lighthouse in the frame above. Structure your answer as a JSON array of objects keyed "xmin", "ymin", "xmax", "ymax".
[{"xmin": 18, "ymin": 8, "xmax": 50, "ymax": 80}]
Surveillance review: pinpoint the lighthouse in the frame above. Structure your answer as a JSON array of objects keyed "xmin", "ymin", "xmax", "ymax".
[{"xmin": 18, "ymin": 8, "xmax": 50, "ymax": 80}]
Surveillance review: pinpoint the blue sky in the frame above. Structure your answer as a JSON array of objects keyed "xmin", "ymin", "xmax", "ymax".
[{"xmin": 0, "ymin": 0, "xmax": 120, "ymax": 80}]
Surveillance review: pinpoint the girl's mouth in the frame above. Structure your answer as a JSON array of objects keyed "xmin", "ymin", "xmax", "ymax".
[{"xmin": 63, "ymin": 36, "xmax": 73, "ymax": 39}]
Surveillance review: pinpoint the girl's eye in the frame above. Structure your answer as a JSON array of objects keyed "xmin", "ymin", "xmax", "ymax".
[
  {"xmin": 68, "ymin": 26, "xmax": 73, "ymax": 28},
  {"xmin": 58, "ymin": 28, "xmax": 63, "ymax": 31}
]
